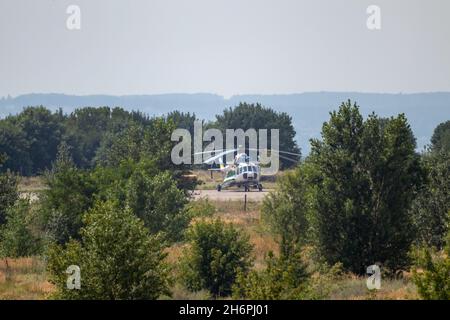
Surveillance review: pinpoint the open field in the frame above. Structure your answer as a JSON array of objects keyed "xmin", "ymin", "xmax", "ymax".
[
  {"xmin": 0, "ymin": 258, "xmax": 53, "ymax": 300},
  {"xmin": 4, "ymin": 180, "xmax": 420, "ymax": 300},
  {"xmin": 166, "ymin": 199, "xmax": 419, "ymax": 300}
]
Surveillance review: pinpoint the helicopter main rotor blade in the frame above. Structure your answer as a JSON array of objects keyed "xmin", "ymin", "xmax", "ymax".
[
  {"xmin": 203, "ymin": 149, "xmax": 237, "ymax": 164},
  {"xmin": 247, "ymin": 148, "xmax": 301, "ymax": 157},
  {"xmin": 193, "ymin": 149, "xmax": 228, "ymax": 155},
  {"xmin": 277, "ymin": 154, "xmax": 300, "ymax": 163}
]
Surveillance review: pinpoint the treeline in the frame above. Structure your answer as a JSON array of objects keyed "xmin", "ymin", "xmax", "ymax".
[
  {"xmin": 0, "ymin": 101, "xmax": 448, "ymax": 300},
  {"xmin": 0, "ymin": 103, "xmax": 300, "ymax": 175}
]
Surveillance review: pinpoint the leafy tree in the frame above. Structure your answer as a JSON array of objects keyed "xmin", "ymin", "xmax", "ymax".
[
  {"xmin": 41, "ymin": 143, "xmax": 96, "ymax": 244},
  {"xmin": 15, "ymin": 106, "xmax": 63, "ymax": 174},
  {"xmin": 309, "ymin": 101, "xmax": 422, "ymax": 273},
  {"xmin": 431, "ymin": 120, "xmax": 450, "ymax": 154},
  {"xmin": 262, "ymin": 165, "xmax": 312, "ymax": 257},
  {"xmin": 63, "ymin": 107, "xmax": 151, "ymax": 168},
  {"xmin": 95, "ymin": 118, "xmax": 175, "ymax": 169},
  {"xmin": 0, "ymin": 199, "xmax": 41, "ymax": 259},
  {"xmin": 181, "ymin": 219, "xmax": 253, "ymax": 297},
  {"xmin": 411, "ymin": 151, "xmax": 449, "ymax": 248},
  {"xmin": 411, "ymin": 223, "xmax": 450, "ymax": 300},
  {"xmin": 125, "ymin": 167, "xmax": 189, "ymax": 243},
  {"xmin": 47, "ymin": 200, "xmax": 170, "ymax": 300},
  {"xmin": 0, "ymin": 120, "xmax": 31, "ymax": 174},
  {"xmin": 215, "ymin": 103, "xmax": 300, "ymax": 168},
  {"xmin": 0, "ymin": 158, "xmax": 18, "ymax": 226},
  {"xmin": 95, "ymin": 119, "xmax": 197, "ymax": 192},
  {"xmin": 166, "ymin": 111, "xmax": 197, "ymax": 136}
]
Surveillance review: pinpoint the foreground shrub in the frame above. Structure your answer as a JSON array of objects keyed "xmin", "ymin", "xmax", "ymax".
[
  {"xmin": 0, "ymin": 166, "xmax": 18, "ymax": 226},
  {"xmin": 41, "ymin": 144, "xmax": 96, "ymax": 244},
  {"xmin": 411, "ymin": 151, "xmax": 449, "ymax": 249},
  {"xmin": 186, "ymin": 199, "xmax": 215, "ymax": 218},
  {"xmin": 262, "ymin": 165, "xmax": 313, "ymax": 258},
  {"xmin": 181, "ymin": 219, "xmax": 253, "ymax": 297},
  {"xmin": 411, "ymin": 227, "xmax": 450, "ymax": 300},
  {"xmin": 0, "ymin": 199, "xmax": 41, "ymax": 259},
  {"xmin": 232, "ymin": 251, "xmax": 309, "ymax": 300},
  {"xmin": 125, "ymin": 169, "xmax": 189, "ymax": 243},
  {"xmin": 47, "ymin": 201, "xmax": 170, "ymax": 299}
]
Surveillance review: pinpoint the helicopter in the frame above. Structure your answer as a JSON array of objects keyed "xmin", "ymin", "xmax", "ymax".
[{"xmin": 196, "ymin": 147, "xmax": 300, "ymax": 192}]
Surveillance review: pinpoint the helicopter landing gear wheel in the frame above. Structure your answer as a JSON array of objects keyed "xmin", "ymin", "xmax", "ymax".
[
  {"xmin": 258, "ymin": 184, "xmax": 263, "ymax": 192},
  {"xmin": 217, "ymin": 184, "xmax": 222, "ymax": 192},
  {"xmin": 244, "ymin": 185, "xmax": 249, "ymax": 192}
]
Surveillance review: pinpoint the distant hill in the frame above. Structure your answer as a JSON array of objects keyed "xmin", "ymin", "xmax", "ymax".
[{"xmin": 1, "ymin": 92, "xmax": 449, "ymax": 154}]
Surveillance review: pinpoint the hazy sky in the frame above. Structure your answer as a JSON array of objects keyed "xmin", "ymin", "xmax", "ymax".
[{"xmin": 1, "ymin": 0, "xmax": 450, "ymax": 97}]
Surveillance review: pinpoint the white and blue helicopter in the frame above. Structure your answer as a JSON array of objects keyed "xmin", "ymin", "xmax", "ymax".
[{"xmin": 196, "ymin": 147, "xmax": 300, "ymax": 192}]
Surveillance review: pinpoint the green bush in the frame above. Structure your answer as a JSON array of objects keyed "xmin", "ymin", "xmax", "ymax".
[
  {"xmin": 232, "ymin": 251, "xmax": 310, "ymax": 300},
  {"xmin": 181, "ymin": 219, "xmax": 253, "ymax": 297},
  {"xmin": 47, "ymin": 200, "xmax": 170, "ymax": 300},
  {"xmin": 411, "ymin": 226, "xmax": 450, "ymax": 300},
  {"xmin": 125, "ymin": 169, "xmax": 189, "ymax": 243},
  {"xmin": 41, "ymin": 144, "xmax": 96, "ymax": 244},
  {"xmin": 0, "ymin": 199, "xmax": 41, "ymax": 258},
  {"xmin": 411, "ymin": 151, "xmax": 449, "ymax": 248},
  {"xmin": 262, "ymin": 166, "xmax": 313, "ymax": 257},
  {"xmin": 186, "ymin": 199, "xmax": 215, "ymax": 218},
  {"xmin": 0, "ymin": 165, "xmax": 18, "ymax": 226}
]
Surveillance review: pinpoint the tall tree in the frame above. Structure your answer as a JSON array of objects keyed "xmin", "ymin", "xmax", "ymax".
[
  {"xmin": 262, "ymin": 165, "xmax": 312, "ymax": 257},
  {"xmin": 431, "ymin": 120, "xmax": 450, "ymax": 154},
  {"xmin": 215, "ymin": 103, "xmax": 300, "ymax": 168},
  {"xmin": 0, "ymin": 120, "xmax": 31, "ymax": 174},
  {"xmin": 125, "ymin": 168, "xmax": 189, "ymax": 243},
  {"xmin": 0, "ymin": 155, "xmax": 18, "ymax": 226},
  {"xmin": 16, "ymin": 106, "xmax": 63, "ymax": 174},
  {"xmin": 41, "ymin": 143, "xmax": 97, "ymax": 244},
  {"xmin": 411, "ymin": 121, "xmax": 450, "ymax": 249},
  {"xmin": 310, "ymin": 100, "xmax": 422, "ymax": 273}
]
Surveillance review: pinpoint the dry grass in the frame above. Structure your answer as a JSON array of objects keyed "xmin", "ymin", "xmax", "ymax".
[
  {"xmin": 1, "ymin": 196, "xmax": 420, "ymax": 300},
  {"xmin": 168, "ymin": 198, "xmax": 419, "ymax": 300},
  {"xmin": 0, "ymin": 257, "xmax": 53, "ymax": 300},
  {"xmin": 328, "ymin": 276, "xmax": 419, "ymax": 300},
  {"xmin": 207, "ymin": 200, "xmax": 278, "ymax": 269}
]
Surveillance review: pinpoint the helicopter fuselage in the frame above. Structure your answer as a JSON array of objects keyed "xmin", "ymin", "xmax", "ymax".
[{"xmin": 217, "ymin": 160, "xmax": 262, "ymax": 192}]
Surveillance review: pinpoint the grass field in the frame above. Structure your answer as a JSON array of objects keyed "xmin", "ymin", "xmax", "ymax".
[
  {"xmin": 0, "ymin": 258, "xmax": 53, "ymax": 300},
  {"xmin": 165, "ymin": 199, "xmax": 419, "ymax": 300},
  {"xmin": 2, "ymin": 177, "xmax": 419, "ymax": 300}
]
